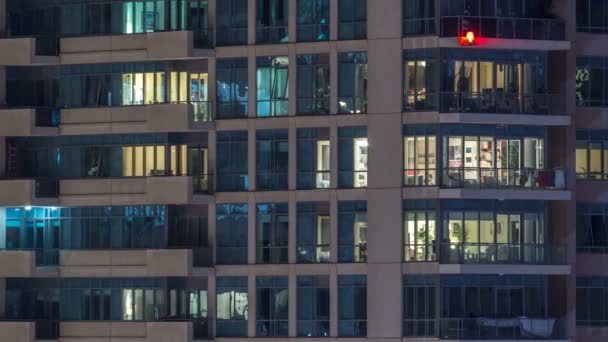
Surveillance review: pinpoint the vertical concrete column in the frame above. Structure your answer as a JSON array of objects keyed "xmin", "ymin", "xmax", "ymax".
[
  {"xmin": 0, "ymin": 67, "xmax": 5, "ymax": 105},
  {"xmin": 288, "ymin": 46, "xmax": 298, "ymax": 116},
  {"xmin": 248, "ymin": 127, "xmax": 257, "ymax": 191},
  {"xmin": 207, "ymin": 203, "xmax": 216, "ymax": 264},
  {"xmin": 207, "ymin": 58, "xmax": 217, "ymax": 120},
  {"xmin": 329, "ymin": 190, "xmax": 339, "ymax": 264},
  {"xmin": 365, "ymin": 0, "xmax": 404, "ymax": 341},
  {"xmin": 329, "ymin": 118, "xmax": 339, "ymax": 189},
  {"xmin": 329, "ymin": 265, "xmax": 339, "ymax": 336},
  {"xmin": 288, "ymin": 192, "xmax": 297, "ymax": 264},
  {"xmin": 329, "ymin": 45, "xmax": 339, "ymax": 115},
  {"xmin": 207, "ymin": 129, "xmax": 216, "ymax": 191},
  {"xmin": 248, "ymin": 51, "xmax": 257, "ymax": 118},
  {"xmin": 329, "ymin": 0, "xmax": 339, "ymax": 41},
  {"xmin": 288, "ymin": 0, "xmax": 297, "ymax": 43},
  {"xmin": 247, "ymin": 274, "xmax": 256, "ymax": 336},
  {"xmin": 0, "ymin": 278, "xmax": 5, "ymax": 317},
  {"xmin": 288, "ymin": 121, "xmax": 297, "ymax": 190},
  {"xmin": 248, "ymin": 0, "xmax": 257, "ymax": 45},
  {"xmin": 208, "ymin": 0, "xmax": 216, "ymax": 44},
  {"xmin": 207, "ymin": 275, "xmax": 216, "ymax": 336},
  {"xmin": 288, "ymin": 269, "xmax": 297, "ymax": 336},
  {"xmin": 247, "ymin": 195, "xmax": 256, "ymax": 265}
]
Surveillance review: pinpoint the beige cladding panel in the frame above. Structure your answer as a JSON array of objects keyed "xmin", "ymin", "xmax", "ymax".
[{"xmin": 0, "ymin": 321, "xmax": 34, "ymax": 342}]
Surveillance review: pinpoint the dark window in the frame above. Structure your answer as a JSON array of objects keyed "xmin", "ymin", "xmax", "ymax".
[
  {"xmin": 297, "ymin": 0, "xmax": 330, "ymax": 42},
  {"xmin": 575, "ymin": 277, "xmax": 608, "ymax": 326},
  {"xmin": 297, "ymin": 276, "xmax": 330, "ymax": 336},
  {"xmin": 577, "ymin": 0, "xmax": 608, "ymax": 33},
  {"xmin": 338, "ymin": 201, "xmax": 367, "ymax": 263},
  {"xmin": 338, "ymin": 0, "xmax": 367, "ymax": 40},
  {"xmin": 256, "ymin": 276, "xmax": 289, "ymax": 336},
  {"xmin": 297, "ymin": 128, "xmax": 331, "ymax": 189},
  {"xmin": 339, "ymin": 52, "xmax": 368, "ymax": 114},
  {"xmin": 216, "ymin": 0, "xmax": 248, "ymax": 46},
  {"xmin": 297, "ymin": 54, "xmax": 330, "ymax": 115},
  {"xmin": 216, "ymin": 204, "xmax": 248, "ymax": 264},
  {"xmin": 216, "ymin": 131, "xmax": 249, "ymax": 191},
  {"xmin": 577, "ymin": 203, "xmax": 608, "ymax": 253},
  {"xmin": 256, "ymin": 129, "xmax": 289, "ymax": 190},
  {"xmin": 216, "ymin": 277, "xmax": 248, "ymax": 336},
  {"xmin": 338, "ymin": 275, "xmax": 367, "ymax": 336},
  {"xmin": 216, "ymin": 58, "xmax": 249, "ymax": 119},
  {"xmin": 256, "ymin": 203, "xmax": 289, "ymax": 264},
  {"xmin": 403, "ymin": 0, "xmax": 436, "ymax": 36},
  {"xmin": 338, "ymin": 126, "xmax": 368, "ymax": 188},
  {"xmin": 403, "ymin": 275, "xmax": 437, "ymax": 336},
  {"xmin": 296, "ymin": 202, "xmax": 330, "ymax": 263},
  {"xmin": 257, "ymin": 0, "xmax": 289, "ymax": 43}
]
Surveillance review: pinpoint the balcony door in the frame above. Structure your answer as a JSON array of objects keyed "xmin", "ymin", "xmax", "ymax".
[{"xmin": 189, "ymin": 147, "xmax": 208, "ymax": 192}]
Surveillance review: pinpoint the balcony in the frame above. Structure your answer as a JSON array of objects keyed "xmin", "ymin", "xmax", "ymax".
[
  {"xmin": 439, "ymin": 317, "xmax": 566, "ymax": 340},
  {"xmin": 60, "ymin": 321, "xmax": 194, "ymax": 341},
  {"xmin": 0, "ymin": 108, "xmax": 60, "ymax": 137},
  {"xmin": 0, "ymin": 36, "xmax": 59, "ymax": 65},
  {"xmin": 59, "ymin": 102, "xmax": 213, "ymax": 136},
  {"xmin": 440, "ymin": 243, "xmax": 568, "ymax": 265},
  {"xmin": 0, "ymin": 179, "xmax": 59, "ymax": 207},
  {"xmin": 441, "ymin": 16, "xmax": 566, "ymax": 41},
  {"xmin": 60, "ymin": 30, "xmax": 213, "ymax": 65},
  {"xmin": 0, "ymin": 250, "xmax": 58, "ymax": 277},
  {"xmin": 442, "ymin": 168, "xmax": 566, "ymax": 190},
  {"xmin": 58, "ymin": 176, "xmax": 211, "ymax": 207},
  {"xmin": 59, "ymin": 248, "xmax": 206, "ymax": 277},
  {"xmin": 0, "ymin": 320, "xmax": 59, "ymax": 341},
  {"xmin": 404, "ymin": 93, "xmax": 570, "ymax": 126}
]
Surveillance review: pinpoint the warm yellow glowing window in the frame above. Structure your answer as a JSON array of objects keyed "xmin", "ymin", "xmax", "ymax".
[
  {"xmin": 122, "ymin": 146, "xmax": 133, "ymax": 176},
  {"xmin": 134, "ymin": 146, "xmax": 144, "ymax": 176}
]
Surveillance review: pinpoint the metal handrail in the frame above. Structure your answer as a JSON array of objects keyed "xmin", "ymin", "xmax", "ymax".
[{"xmin": 440, "ymin": 16, "xmax": 566, "ymax": 40}]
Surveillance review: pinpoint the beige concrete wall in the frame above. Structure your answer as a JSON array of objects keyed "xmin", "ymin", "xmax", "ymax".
[
  {"xmin": 0, "ymin": 321, "xmax": 34, "ymax": 342},
  {"xmin": 60, "ymin": 104, "xmax": 193, "ymax": 135},
  {"xmin": 0, "ymin": 38, "xmax": 34, "ymax": 65},
  {"xmin": 60, "ymin": 31, "xmax": 202, "ymax": 64},
  {"xmin": 0, "ymin": 251, "xmax": 34, "ymax": 277},
  {"xmin": 59, "ymin": 321, "xmax": 191, "ymax": 341},
  {"xmin": 58, "ymin": 176, "xmax": 198, "ymax": 206},
  {"xmin": 0, "ymin": 109, "xmax": 35, "ymax": 136},
  {"xmin": 0, "ymin": 180, "xmax": 34, "ymax": 206},
  {"xmin": 59, "ymin": 249, "xmax": 191, "ymax": 277}
]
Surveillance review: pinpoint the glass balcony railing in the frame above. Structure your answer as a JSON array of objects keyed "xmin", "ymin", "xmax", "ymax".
[
  {"xmin": 439, "ymin": 317, "xmax": 565, "ymax": 340},
  {"xmin": 404, "ymin": 93, "xmax": 566, "ymax": 115},
  {"xmin": 441, "ymin": 168, "xmax": 566, "ymax": 190},
  {"xmin": 439, "ymin": 243, "xmax": 567, "ymax": 265},
  {"xmin": 441, "ymin": 16, "xmax": 566, "ymax": 41},
  {"xmin": 439, "ymin": 92, "xmax": 566, "ymax": 115}
]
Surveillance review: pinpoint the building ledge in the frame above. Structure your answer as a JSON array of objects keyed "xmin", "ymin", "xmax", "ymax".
[
  {"xmin": 60, "ymin": 31, "xmax": 211, "ymax": 64},
  {"xmin": 402, "ymin": 36, "xmax": 570, "ymax": 51},
  {"xmin": 402, "ymin": 112, "xmax": 571, "ymax": 126},
  {"xmin": 402, "ymin": 187, "xmax": 572, "ymax": 201},
  {"xmin": 0, "ymin": 37, "xmax": 59, "ymax": 65}
]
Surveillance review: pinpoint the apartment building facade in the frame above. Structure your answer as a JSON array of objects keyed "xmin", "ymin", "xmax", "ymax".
[{"xmin": 0, "ymin": 0, "xmax": 600, "ymax": 341}]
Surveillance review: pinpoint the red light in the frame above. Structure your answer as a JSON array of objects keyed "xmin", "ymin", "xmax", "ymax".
[{"xmin": 460, "ymin": 31, "xmax": 476, "ymax": 46}]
